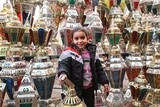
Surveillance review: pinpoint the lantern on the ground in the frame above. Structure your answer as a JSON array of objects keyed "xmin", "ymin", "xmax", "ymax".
[{"xmin": 14, "ymin": 75, "xmax": 39, "ymax": 107}]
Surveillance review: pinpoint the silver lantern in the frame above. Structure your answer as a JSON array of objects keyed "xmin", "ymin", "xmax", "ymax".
[
  {"xmin": 105, "ymin": 46, "xmax": 127, "ymax": 107},
  {"xmin": 30, "ymin": 13, "xmax": 56, "ymax": 106},
  {"xmin": 88, "ymin": 10, "xmax": 103, "ymax": 44},
  {"xmin": 14, "ymin": 75, "xmax": 39, "ymax": 107},
  {"xmin": 143, "ymin": 47, "xmax": 160, "ymax": 106},
  {"xmin": 0, "ymin": 9, "xmax": 27, "ymax": 101},
  {"xmin": 105, "ymin": 19, "xmax": 127, "ymax": 107}
]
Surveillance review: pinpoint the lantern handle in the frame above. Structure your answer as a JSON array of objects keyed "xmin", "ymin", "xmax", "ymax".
[{"xmin": 61, "ymin": 76, "xmax": 75, "ymax": 89}]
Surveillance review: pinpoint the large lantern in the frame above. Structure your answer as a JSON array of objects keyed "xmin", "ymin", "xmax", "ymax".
[
  {"xmin": 105, "ymin": 19, "xmax": 127, "ymax": 107},
  {"xmin": 30, "ymin": 13, "xmax": 56, "ymax": 106},
  {"xmin": 0, "ymin": 9, "xmax": 27, "ymax": 101}
]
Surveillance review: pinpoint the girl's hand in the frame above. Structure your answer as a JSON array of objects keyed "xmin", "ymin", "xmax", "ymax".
[
  {"xmin": 103, "ymin": 84, "xmax": 110, "ymax": 93},
  {"xmin": 58, "ymin": 73, "xmax": 67, "ymax": 85}
]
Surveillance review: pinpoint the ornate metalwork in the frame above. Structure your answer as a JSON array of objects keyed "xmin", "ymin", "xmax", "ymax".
[
  {"xmin": 14, "ymin": 75, "xmax": 39, "ymax": 107},
  {"xmin": 129, "ymin": 70, "xmax": 150, "ymax": 106},
  {"xmin": 58, "ymin": 77, "xmax": 86, "ymax": 107},
  {"xmin": 143, "ymin": 47, "xmax": 160, "ymax": 106}
]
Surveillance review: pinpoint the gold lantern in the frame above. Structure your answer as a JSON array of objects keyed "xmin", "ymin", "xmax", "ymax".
[{"xmin": 58, "ymin": 77, "xmax": 86, "ymax": 107}]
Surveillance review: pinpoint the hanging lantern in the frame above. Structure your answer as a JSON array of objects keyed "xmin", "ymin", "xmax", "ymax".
[
  {"xmin": 21, "ymin": 15, "xmax": 33, "ymax": 58},
  {"xmin": 139, "ymin": 0, "xmax": 153, "ymax": 13},
  {"xmin": 88, "ymin": 10, "xmax": 103, "ymax": 44},
  {"xmin": 109, "ymin": 5, "xmax": 124, "ymax": 31},
  {"xmin": 60, "ymin": 17, "xmax": 82, "ymax": 46},
  {"xmin": 29, "ymin": 14, "xmax": 52, "ymax": 46},
  {"xmin": 106, "ymin": 18, "xmax": 122, "ymax": 46},
  {"xmin": 14, "ymin": 75, "xmax": 39, "ymax": 107}
]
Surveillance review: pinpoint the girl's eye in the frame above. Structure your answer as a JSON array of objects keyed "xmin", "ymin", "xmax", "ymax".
[
  {"xmin": 80, "ymin": 36, "xmax": 85, "ymax": 39},
  {"xmin": 74, "ymin": 37, "xmax": 78, "ymax": 40}
]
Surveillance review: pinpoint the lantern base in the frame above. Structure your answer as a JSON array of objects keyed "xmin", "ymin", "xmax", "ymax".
[
  {"xmin": 131, "ymin": 100, "xmax": 142, "ymax": 107},
  {"xmin": 143, "ymin": 89, "xmax": 160, "ymax": 106},
  {"xmin": 6, "ymin": 100, "xmax": 16, "ymax": 107},
  {"xmin": 39, "ymin": 98, "xmax": 56, "ymax": 107},
  {"xmin": 105, "ymin": 88, "xmax": 126, "ymax": 107}
]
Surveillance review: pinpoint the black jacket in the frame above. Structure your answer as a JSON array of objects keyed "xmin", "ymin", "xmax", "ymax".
[{"xmin": 57, "ymin": 43, "xmax": 109, "ymax": 97}]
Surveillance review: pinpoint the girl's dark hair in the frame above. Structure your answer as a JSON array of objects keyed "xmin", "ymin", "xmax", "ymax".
[{"xmin": 72, "ymin": 27, "xmax": 88, "ymax": 38}]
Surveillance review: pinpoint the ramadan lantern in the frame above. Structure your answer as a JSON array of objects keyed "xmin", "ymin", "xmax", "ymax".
[
  {"xmin": 143, "ymin": 47, "xmax": 160, "ymax": 106},
  {"xmin": 58, "ymin": 77, "xmax": 86, "ymax": 107},
  {"xmin": 0, "ymin": 9, "xmax": 27, "ymax": 100},
  {"xmin": 125, "ymin": 18, "xmax": 144, "ymax": 82},
  {"xmin": 30, "ymin": 13, "xmax": 56, "ymax": 106},
  {"xmin": 129, "ymin": 70, "xmax": 151, "ymax": 107},
  {"xmin": 105, "ymin": 18, "xmax": 127, "ymax": 107},
  {"xmin": 14, "ymin": 75, "xmax": 39, "ymax": 107}
]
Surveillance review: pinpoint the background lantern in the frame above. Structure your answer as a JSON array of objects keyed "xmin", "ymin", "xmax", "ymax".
[
  {"xmin": 143, "ymin": 47, "xmax": 160, "ymax": 106},
  {"xmin": 105, "ymin": 18, "xmax": 127, "ymax": 107}
]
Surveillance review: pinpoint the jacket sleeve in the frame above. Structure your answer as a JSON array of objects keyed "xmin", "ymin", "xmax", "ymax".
[
  {"xmin": 57, "ymin": 51, "xmax": 71, "ymax": 77},
  {"xmin": 95, "ymin": 54, "xmax": 109, "ymax": 85}
]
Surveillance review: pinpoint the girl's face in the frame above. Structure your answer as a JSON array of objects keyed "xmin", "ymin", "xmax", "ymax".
[{"xmin": 72, "ymin": 31, "xmax": 88, "ymax": 49}]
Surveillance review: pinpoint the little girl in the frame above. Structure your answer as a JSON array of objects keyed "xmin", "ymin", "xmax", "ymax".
[{"xmin": 57, "ymin": 27, "xmax": 109, "ymax": 107}]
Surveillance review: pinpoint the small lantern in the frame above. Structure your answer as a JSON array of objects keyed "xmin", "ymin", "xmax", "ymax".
[
  {"xmin": 109, "ymin": 5, "xmax": 124, "ymax": 31},
  {"xmin": 129, "ymin": 70, "xmax": 150, "ymax": 106},
  {"xmin": 88, "ymin": 11, "xmax": 104, "ymax": 44},
  {"xmin": 14, "ymin": 75, "xmax": 39, "ymax": 107},
  {"xmin": 58, "ymin": 77, "xmax": 86, "ymax": 107},
  {"xmin": 60, "ymin": 17, "xmax": 82, "ymax": 46},
  {"xmin": 139, "ymin": 0, "xmax": 153, "ymax": 14}
]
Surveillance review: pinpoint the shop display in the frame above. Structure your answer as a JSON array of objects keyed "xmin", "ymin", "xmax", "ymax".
[{"xmin": 0, "ymin": 0, "xmax": 160, "ymax": 107}]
